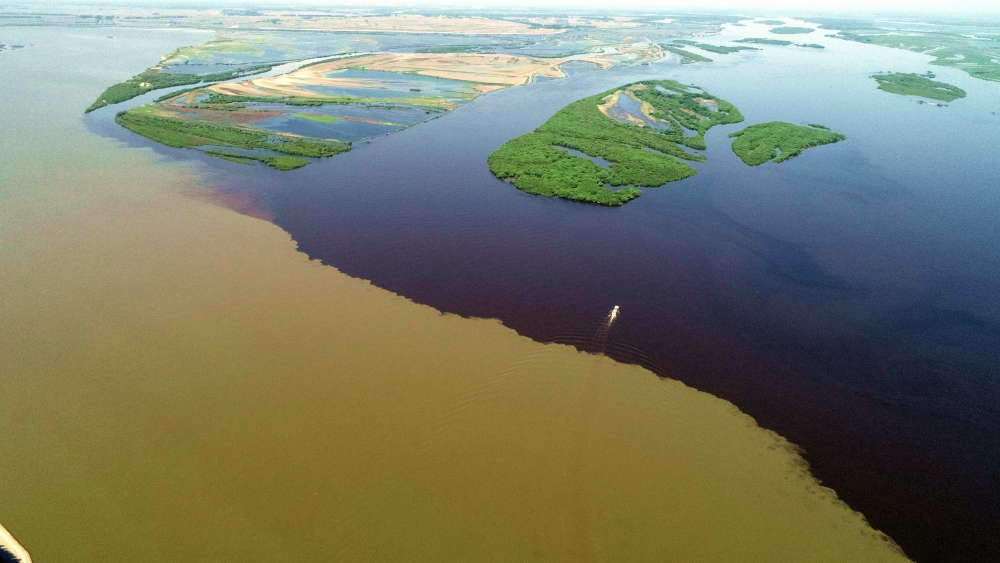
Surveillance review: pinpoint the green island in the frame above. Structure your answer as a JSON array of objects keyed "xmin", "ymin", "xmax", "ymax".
[
  {"xmin": 734, "ymin": 38, "xmax": 793, "ymax": 46},
  {"xmin": 797, "ymin": 43, "xmax": 825, "ymax": 49},
  {"xmin": 115, "ymin": 105, "xmax": 349, "ymax": 168},
  {"xmin": 487, "ymin": 80, "xmax": 743, "ymax": 206},
  {"xmin": 662, "ymin": 45, "xmax": 713, "ymax": 64},
  {"xmin": 827, "ymin": 20, "xmax": 1000, "ymax": 82},
  {"xmin": 770, "ymin": 26, "xmax": 815, "ymax": 35},
  {"xmin": 871, "ymin": 72, "xmax": 967, "ymax": 102},
  {"xmin": 85, "ymin": 63, "xmax": 275, "ymax": 113},
  {"xmin": 671, "ymin": 40, "xmax": 759, "ymax": 54},
  {"xmin": 729, "ymin": 122, "xmax": 845, "ymax": 166}
]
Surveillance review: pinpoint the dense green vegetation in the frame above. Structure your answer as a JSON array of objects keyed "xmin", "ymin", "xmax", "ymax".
[
  {"xmin": 871, "ymin": 72, "xmax": 967, "ymax": 102},
  {"xmin": 87, "ymin": 71, "xmax": 200, "ymax": 113},
  {"xmin": 487, "ymin": 80, "xmax": 743, "ymax": 206},
  {"xmin": 770, "ymin": 26, "xmax": 814, "ymax": 34},
  {"xmin": 115, "ymin": 106, "xmax": 349, "ymax": 169},
  {"xmin": 85, "ymin": 64, "xmax": 274, "ymax": 113},
  {"xmin": 734, "ymin": 38, "xmax": 793, "ymax": 46},
  {"xmin": 629, "ymin": 84, "xmax": 743, "ymax": 150},
  {"xmin": 729, "ymin": 122, "xmax": 845, "ymax": 166},
  {"xmin": 671, "ymin": 40, "xmax": 759, "ymax": 54},
  {"xmin": 661, "ymin": 45, "xmax": 712, "ymax": 64}
]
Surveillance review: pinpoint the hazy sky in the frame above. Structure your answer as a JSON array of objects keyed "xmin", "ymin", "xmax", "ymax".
[
  {"xmin": 49, "ymin": 0, "xmax": 1000, "ymax": 16},
  {"xmin": 398, "ymin": 0, "xmax": 1000, "ymax": 14}
]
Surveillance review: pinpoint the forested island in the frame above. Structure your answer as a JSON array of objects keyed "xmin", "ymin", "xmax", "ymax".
[
  {"xmin": 729, "ymin": 122, "xmax": 845, "ymax": 165},
  {"xmin": 871, "ymin": 72, "xmax": 967, "ymax": 102},
  {"xmin": 116, "ymin": 106, "xmax": 348, "ymax": 170},
  {"xmin": 487, "ymin": 80, "xmax": 743, "ymax": 205}
]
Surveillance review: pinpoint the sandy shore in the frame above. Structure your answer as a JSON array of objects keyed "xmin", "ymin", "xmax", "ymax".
[{"xmin": 208, "ymin": 52, "xmax": 577, "ymax": 103}]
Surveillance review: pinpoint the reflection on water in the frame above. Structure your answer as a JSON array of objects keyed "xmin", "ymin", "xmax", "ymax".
[{"xmin": 0, "ymin": 25, "xmax": 910, "ymax": 563}]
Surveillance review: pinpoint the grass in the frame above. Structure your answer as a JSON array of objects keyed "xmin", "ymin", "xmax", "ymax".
[
  {"xmin": 661, "ymin": 45, "xmax": 712, "ymax": 64},
  {"xmin": 115, "ymin": 106, "xmax": 349, "ymax": 169},
  {"xmin": 164, "ymin": 38, "xmax": 263, "ymax": 64},
  {"xmin": 487, "ymin": 80, "xmax": 743, "ymax": 206},
  {"xmin": 770, "ymin": 26, "xmax": 814, "ymax": 35},
  {"xmin": 871, "ymin": 72, "xmax": 967, "ymax": 102},
  {"xmin": 729, "ymin": 122, "xmax": 845, "ymax": 166},
  {"xmin": 734, "ymin": 38, "xmax": 793, "ymax": 46}
]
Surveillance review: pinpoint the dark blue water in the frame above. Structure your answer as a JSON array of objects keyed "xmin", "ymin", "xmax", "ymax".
[{"xmin": 90, "ymin": 29, "xmax": 1000, "ymax": 562}]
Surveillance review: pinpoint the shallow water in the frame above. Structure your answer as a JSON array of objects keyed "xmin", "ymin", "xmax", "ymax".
[
  {"xmin": 85, "ymin": 17, "xmax": 1000, "ymax": 561},
  {"xmin": 1, "ymin": 25, "xmax": 907, "ymax": 563}
]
